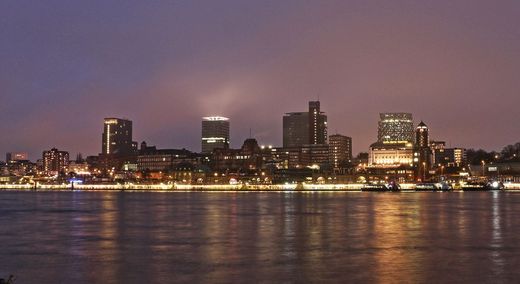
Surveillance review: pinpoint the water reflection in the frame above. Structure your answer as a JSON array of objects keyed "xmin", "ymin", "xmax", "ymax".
[
  {"xmin": 490, "ymin": 191, "xmax": 504, "ymax": 277},
  {"xmin": 1, "ymin": 191, "xmax": 520, "ymax": 283}
]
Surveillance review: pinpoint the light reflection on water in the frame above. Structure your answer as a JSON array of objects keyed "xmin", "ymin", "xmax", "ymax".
[{"xmin": 1, "ymin": 191, "xmax": 520, "ymax": 283}]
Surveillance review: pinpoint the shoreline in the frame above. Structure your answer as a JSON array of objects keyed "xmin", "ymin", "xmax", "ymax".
[{"xmin": 1, "ymin": 183, "xmax": 520, "ymax": 192}]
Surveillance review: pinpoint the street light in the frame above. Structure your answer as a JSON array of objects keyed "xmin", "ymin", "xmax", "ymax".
[{"xmin": 481, "ymin": 160, "xmax": 486, "ymax": 177}]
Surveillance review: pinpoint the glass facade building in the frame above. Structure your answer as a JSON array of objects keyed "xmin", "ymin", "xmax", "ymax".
[{"xmin": 377, "ymin": 113, "xmax": 414, "ymax": 144}]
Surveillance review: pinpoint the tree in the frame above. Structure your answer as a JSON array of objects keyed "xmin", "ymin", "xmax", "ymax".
[
  {"xmin": 501, "ymin": 143, "xmax": 520, "ymax": 161},
  {"xmin": 466, "ymin": 149, "xmax": 496, "ymax": 165}
]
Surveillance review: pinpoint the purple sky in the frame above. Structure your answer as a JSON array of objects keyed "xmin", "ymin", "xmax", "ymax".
[{"xmin": 1, "ymin": 0, "xmax": 520, "ymax": 160}]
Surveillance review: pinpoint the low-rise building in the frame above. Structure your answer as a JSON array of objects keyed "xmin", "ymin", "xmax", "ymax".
[
  {"xmin": 137, "ymin": 142, "xmax": 199, "ymax": 172},
  {"xmin": 369, "ymin": 142, "xmax": 414, "ymax": 167},
  {"xmin": 434, "ymin": 148, "xmax": 467, "ymax": 168}
]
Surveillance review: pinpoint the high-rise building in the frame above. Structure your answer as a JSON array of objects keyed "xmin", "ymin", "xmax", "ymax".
[
  {"xmin": 415, "ymin": 121, "xmax": 429, "ymax": 147},
  {"xmin": 329, "ymin": 134, "xmax": 352, "ymax": 169},
  {"xmin": 43, "ymin": 148, "xmax": 69, "ymax": 173},
  {"xmin": 283, "ymin": 112, "xmax": 309, "ymax": 148},
  {"xmin": 102, "ymin": 118, "xmax": 134, "ymax": 155},
  {"xmin": 308, "ymin": 101, "xmax": 328, "ymax": 145},
  {"xmin": 414, "ymin": 121, "xmax": 432, "ymax": 181},
  {"xmin": 201, "ymin": 116, "xmax": 230, "ymax": 154},
  {"xmin": 377, "ymin": 113, "xmax": 414, "ymax": 144},
  {"xmin": 283, "ymin": 101, "xmax": 327, "ymax": 147}
]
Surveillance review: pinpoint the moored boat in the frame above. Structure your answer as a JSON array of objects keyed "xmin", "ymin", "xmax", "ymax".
[
  {"xmin": 362, "ymin": 181, "xmax": 401, "ymax": 192},
  {"xmin": 415, "ymin": 181, "xmax": 452, "ymax": 191},
  {"xmin": 462, "ymin": 180, "xmax": 504, "ymax": 191}
]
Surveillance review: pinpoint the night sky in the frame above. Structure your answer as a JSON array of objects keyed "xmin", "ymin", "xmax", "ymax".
[{"xmin": 1, "ymin": 0, "xmax": 520, "ymax": 160}]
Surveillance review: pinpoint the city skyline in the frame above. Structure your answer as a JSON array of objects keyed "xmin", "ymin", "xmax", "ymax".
[
  {"xmin": 2, "ymin": 1, "xmax": 520, "ymax": 159},
  {"xmin": 0, "ymin": 106, "xmax": 512, "ymax": 160},
  {"xmin": 3, "ymin": 2, "xmax": 520, "ymax": 283}
]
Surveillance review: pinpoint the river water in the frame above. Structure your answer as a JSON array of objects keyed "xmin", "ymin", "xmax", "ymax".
[{"xmin": 0, "ymin": 190, "xmax": 519, "ymax": 283}]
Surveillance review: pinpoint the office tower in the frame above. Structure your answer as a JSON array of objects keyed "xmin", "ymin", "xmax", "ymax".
[
  {"xmin": 283, "ymin": 112, "xmax": 309, "ymax": 148},
  {"xmin": 329, "ymin": 134, "xmax": 352, "ymax": 169},
  {"xmin": 414, "ymin": 121, "xmax": 432, "ymax": 181},
  {"xmin": 283, "ymin": 101, "xmax": 328, "ymax": 148},
  {"xmin": 201, "ymin": 116, "xmax": 230, "ymax": 154},
  {"xmin": 415, "ymin": 121, "xmax": 429, "ymax": 147},
  {"xmin": 308, "ymin": 101, "xmax": 328, "ymax": 145},
  {"xmin": 102, "ymin": 118, "xmax": 134, "ymax": 155},
  {"xmin": 43, "ymin": 148, "xmax": 69, "ymax": 173},
  {"xmin": 377, "ymin": 113, "xmax": 414, "ymax": 144},
  {"xmin": 6, "ymin": 152, "xmax": 29, "ymax": 162}
]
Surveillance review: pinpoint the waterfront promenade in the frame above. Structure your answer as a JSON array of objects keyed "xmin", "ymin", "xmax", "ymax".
[{"xmin": 2, "ymin": 183, "xmax": 520, "ymax": 191}]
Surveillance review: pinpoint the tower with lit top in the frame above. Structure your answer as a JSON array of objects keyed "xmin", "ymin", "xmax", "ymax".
[
  {"xmin": 414, "ymin": 121, "xmax": 433, "ymax": 181},
  {"xmin": 201, "ymin": 116, "xmax": 230, "ymax": 154}
]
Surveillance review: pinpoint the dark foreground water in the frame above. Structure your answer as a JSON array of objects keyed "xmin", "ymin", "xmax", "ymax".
[{"xmin": 1, "ymin": 191, "xmax": 520, "ymax": 283}]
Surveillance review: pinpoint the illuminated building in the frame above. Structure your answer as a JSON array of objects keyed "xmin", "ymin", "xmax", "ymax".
[
  {"xmin": 300, "ymin": 144, "xmax": 329, "ymax": 168},
  {"xmin": 430, "ymin": 140, "xmax": 445, "ymax": 150},
  {"xmin": 368, "ymin": 113, "xmax": 415, "ymax": 181},
  {"xmin": 369, "ymin": 113, "xmax": 415, "ymax": 167},
  {"xmin": 369, "ymin": 143, "xmax": 414, "ymax": 166},
  {"xmin": 43, "ymin": 148, "xmax": 69, "ymax": 173},
  {"xmin": 435, "ymin": 148, "xmax": 467, "ymax": 168},
  {"xmin": 211, "ymin": 138, "xmax": 269, "ymax": 172},
  {"xmin": 102, "ymin": 118, "xmax": 134, "ymax": 155},
  {"xmin": 4, "ymin": 152, "xmax": 33, "ymax": 176},
  {"xmin": 268, "ymin": 147, "xmax": 302, "ymax": 169},
  {"xmin": 430, "ymin": 140, "xmax": 446, "ymax": 165},
  {"xmin": 283, "ymin": 101, "xmax": 327, "ymax": 147},
  {"xmin": 138, "ymin": 142, "xmax": 199, "ymax": 172},
  {"xmin": 171, "ymin": 162, "xmax": 207, "ymax": 184},
  {"xmin": 308, "ymin": 101, "xmax": 327, "ymax": 145},
  {"xmin": 272, "ymin": 144, "xmax": 330, "ymax": 170},
  {"xmin": 453, "ymin": 148, "xmax": 466, "ymax": 167},
  {"xmin": 201, "ymin": 116, "xmax": 230, "ymax": 154},
  {"xmin": 413, "ymin": 121, "xmax": 432, "ymax": 181},
  {"xmin": 377, "ymin": 113, "xmax": 414, "ymax": 144},
  {"xmin": 6, "ymin": 152, "xmax": 28, "ymax": 162},
  {"xmin": 281, "ymin": 101, "xmax": 329, "ymax": 169},
  {"xmin": 68, "ymin": 161, "xmax": 90, "ymax": 176},
  {"xmin": 5, "ymin": 160, "xmax": 36, "ymax": 177},
  {"xmin": 329, "ymin": 134, "xmax": 352, "ymax": 170},
  {"xmin": 415, "ymin": 121, "xmax": 429, "ymax": 147}
]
